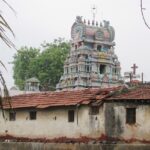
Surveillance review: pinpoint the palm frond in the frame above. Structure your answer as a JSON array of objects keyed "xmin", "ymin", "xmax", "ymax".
[
  {"xmin": 2, "ymin": 0, "xmax": 16, "ymax": 14},
  {"xmin": 0, "ymin": 14, "xmax": 16, "ymax": 49},
  {"xmin": 140, "ymin": 0, "xmax": 150, "ymax": 30},
  {"xmin": 0, "ymin": 96, "xmax": 5, "ymax": 118},
  {"xmin": 0, "ymin": 14, "xmax": 15, "ymax": 37},
  {"xmin": 0, "ymin": 60, "xmax": 7, "ymax": 71},
  {"xmin": 0, "ymin": 72, "xmax": 12, "ymax": 118},
  {"xmin": 0, "ymin": 0, "xmax": 14, "ymax": 118},
  {"xmin": 0, "ymin": 31, "xmax": 15, "ymax": 48},
  {"xmin": 0, "ymin": 1, "xmax": 16, "ymax": 49}
]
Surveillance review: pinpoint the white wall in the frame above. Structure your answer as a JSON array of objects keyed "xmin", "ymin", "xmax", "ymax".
[
  {"xmin": 1, "ymin": 102, "xmax": 149, "ymax": 140},
  {"xmin": 0, "ymin": 105, "xmax": 105, "ymax": 139}
]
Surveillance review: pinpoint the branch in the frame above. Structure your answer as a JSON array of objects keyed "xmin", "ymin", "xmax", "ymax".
[
  {"xmin": 140, "ymin": 0, "xmax": 150, "ymax": 30},
  {"xmin": 0, "ymin": 0, "xmax": 16, "ymax": 49}
]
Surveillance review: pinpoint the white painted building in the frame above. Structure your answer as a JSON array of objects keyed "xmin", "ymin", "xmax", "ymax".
[{"xmin": 0, "ymin": 86, "xmax": 150, "ymax": 143}]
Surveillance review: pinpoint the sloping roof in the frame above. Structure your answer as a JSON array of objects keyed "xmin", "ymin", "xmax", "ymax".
[
  {"xmin": 3, "ymin": 87, "xmax": 120, "ymax": 109},
  {"xmin": 107, "ymin": 87, "xmax": 150, "ymax": 100},
  {"xmin": 26, "ymin": 77, "xmax": 40, "ymax": 83},
  {"xmin": 10, "ymin": 86, "xmax": 18, "ymax": 91}
]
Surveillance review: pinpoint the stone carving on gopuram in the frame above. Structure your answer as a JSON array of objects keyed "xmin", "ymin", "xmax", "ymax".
[{"xmin": 56, "ymin": 16, "xmax": 122, "ymax": 90}]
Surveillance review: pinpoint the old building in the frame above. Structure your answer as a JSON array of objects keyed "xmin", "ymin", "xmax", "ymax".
[
  {"xmin": 25, "ymin": 77, "xmax": 40, "ymax": 92},
  {"xmin": 56, "ymin": 16, "xmax": 122, "ymax": 90},
  {"xmin": 104, "ymin": 86, "xmax": 150, "ymax": 141},
  {"xmin": 8, "ymin": 77, "xmax": 40, "ymax": 96},
  {"xmin": 1, "ymin": 88, "xmax": 111, "ymax": 139},
  {"xmin": 0, "ymin": 16, "xmax": 149, "ymax": 144},
  {"xmin": 0, "ymin": 86, "xmax": 150, "ymax": 143}
]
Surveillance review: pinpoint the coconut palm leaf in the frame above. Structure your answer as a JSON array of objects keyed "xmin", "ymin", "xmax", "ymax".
[
  {"xmin": 0, "ymin": 31, "xmax": 15, "ymax": 48},
  {"xmin": 2, "ymin": 0, "xmax": 16, "ymax": 14},
  {"xmin": 0, "ymin": 60, "xmax": 7, "ymax": 71},
  {"xmin": 0, "ymin": 14, "xmax": 15, "ymax": 48},
  {"xmin": 0, "ymin": 96, "xmax": 5, "ymax": 118},
  {"xmin": 140, "ymin": 0, "xmax": 150, "ymax": 30},
  {"xmin": 0, "ymin": 0, "xmax": 15, "ymax": 117},
  {"xmin": 0, "ymin": 72, "xmax": 12, "ymax": 118},
  {"xmin": 0, "ymin": 14, "xmax": 15, "ymax": 36},
  {"xmin": 0, "ymin": 1, "xmax": 16, "ymax": 49}
]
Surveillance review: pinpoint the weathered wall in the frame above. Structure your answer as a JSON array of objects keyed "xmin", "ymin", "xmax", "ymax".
[
  {"xmin": 0, "ymin": 142, "xmax": 150, "ymax": 150},
  {"xmin": 89, "ymin": 105, "xmax": 105, "ymax": 137},
  {"xmin": 0, "ymin": 105, "xmax": 105, "ymax": 139},
  {"xmin": 104, "ymin": 103, "xmax": 123, "ymax": 138},
  {"xmin": 104, "ymin": 102, "xmax": 150, "ymax": 140},
  {"xmin": 1, "ymin": 102, "xmax": 150, "ymax": 141}
]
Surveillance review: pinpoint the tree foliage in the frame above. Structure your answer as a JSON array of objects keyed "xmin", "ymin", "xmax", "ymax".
[
  {"xmin": 13, "ymin": 38, "xmax": 70, "ymax": 90},
  {"xmin": 13, "ymin": 47, "xmax": 40, "ymax": 90}
]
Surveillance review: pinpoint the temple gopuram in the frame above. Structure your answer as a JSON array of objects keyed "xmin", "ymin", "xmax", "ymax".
[{"xmin": 56, "ymin": 16, "xmax": 122, "ymax": 90}]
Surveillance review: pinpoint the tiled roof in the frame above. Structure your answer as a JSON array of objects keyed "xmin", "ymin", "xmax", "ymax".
[
  {"xmin": 4, "ymin": 86, "xmax": 150, "ymax": 109},
  {"xmin": 4, "ymin": 87, "xmax": 120, "ymax": 109},
  {"xmin": 107, "ymin": 87, "xmax": 150, "ymax": 100}
]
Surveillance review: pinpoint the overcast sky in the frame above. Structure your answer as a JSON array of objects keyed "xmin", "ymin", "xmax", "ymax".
[{"xmin": 0, "ymin": 0, "xmax": 150, "ymax": 88}]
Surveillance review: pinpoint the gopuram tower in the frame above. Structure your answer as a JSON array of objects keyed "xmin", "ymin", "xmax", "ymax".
[{"xmin": 56, "ymin": 16, "xmax": 122, "ymax": 90}]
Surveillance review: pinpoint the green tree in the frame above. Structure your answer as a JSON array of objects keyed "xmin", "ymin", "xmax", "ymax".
[
  {"xmin": 13, "ymin": 47, "xmax": 40, "ymax": 90},
  {"xmin": 13, "ymin": 39, "xmax": 70, "ymax": 91}
]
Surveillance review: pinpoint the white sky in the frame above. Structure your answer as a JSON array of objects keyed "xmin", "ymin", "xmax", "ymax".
[{"xmin": 0, "ymin": 0, "xmax": 150, "ymax": 88}]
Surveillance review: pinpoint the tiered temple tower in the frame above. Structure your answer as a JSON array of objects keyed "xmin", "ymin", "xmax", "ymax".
[{"xmin": 56, "ymin": 16, "xmax": 122, "ymax": 90}]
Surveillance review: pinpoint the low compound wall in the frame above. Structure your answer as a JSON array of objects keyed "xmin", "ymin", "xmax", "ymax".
[{"xmin": 0, "ymin": 142, "xmax": 150, "ymax": 150}]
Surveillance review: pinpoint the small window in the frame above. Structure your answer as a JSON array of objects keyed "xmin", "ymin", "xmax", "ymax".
[
  {"xmin": 29, "ymin": 111, "xmax": 37, "ymax": 120},
  {"xmin": 87, "ymin": 65, "xmax": 90, "ymax": 72},
  {"xmin": 76, "ymin": 66, "xmax": 78, "ymax": 72},
  {"xmin": 113, "ymin": 68, "xmax": 117, "ymax": 74},
  {"xmin": 9, "ymin": 111, "xmax": 16, "ymax": 121},
  {"xmin": 114, "ymin": 64, "xmax": 117, "ymax": 74},
  {"xmin": 126, "ymin": 108, "xmax": 136, "ymax": 124},
  {"xmin": 68, "ymin": 110, "xmax": 74, "ymax": 122},
  {"xmin": 85, "ymin": 65, "xmax": 90, "ymax": 73},
  {"xmin": 102, "ymin": 45, "xmax": 110, "ymax": 51},
  {"xmin": 78, "ymin": 42, "xmax": 82, "ymax": 47},
  {"xmin": 85, "ymin": 43, "xmax": 93, "ymax": 49},
  {"xmin": 90, "ymin": 106, "xmax": 99, "ymax": 115},
  {"xmin": 97, "ymin": 45, "xmax": 102, "ymax": 51},
  {"xmin": 75, "ymin": 45, "xmax": 77, "ymax": 50},
  {"xmin": 100, "ymin": 65, "xmax": 106, "ymax": 74},
  {"xmin": 114, "ymin": 68, "xmax": 117, "ymax": 74}
]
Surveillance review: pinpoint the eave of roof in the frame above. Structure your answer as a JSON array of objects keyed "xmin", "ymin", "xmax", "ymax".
[
  {"xmin": 8, "ymin": 86, "xmax": 149, "ymax": 109},
  {"xmin": 3, "ymin": 87, "xmax": 120, "ymax": 109},
  {"xmin": 106, "ymin": 87, "xmax": 150, "ymax": 101}
]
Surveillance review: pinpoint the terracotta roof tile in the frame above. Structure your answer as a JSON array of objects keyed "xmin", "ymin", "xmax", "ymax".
[
  {"xmin": 4, "ymin": 87, "xmax": 120, "ymax": 109},
  {"xmin": 107, "ymin": 87, "xmax": 150, "ymax": 100}
]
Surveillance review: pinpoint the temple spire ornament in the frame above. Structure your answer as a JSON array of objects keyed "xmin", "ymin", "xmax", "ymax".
[{"xmin": 91, "ymin": 5, "xmax": 97, "ymax": 22}]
